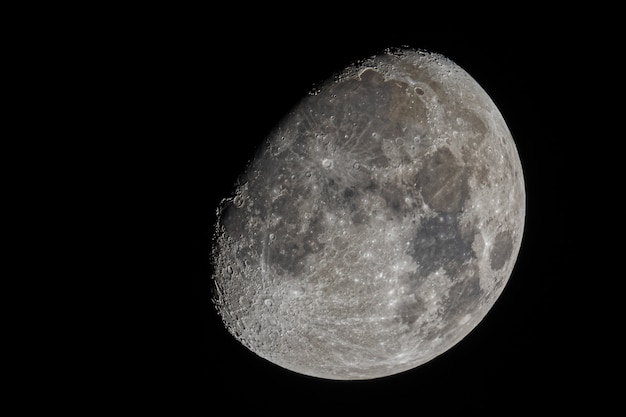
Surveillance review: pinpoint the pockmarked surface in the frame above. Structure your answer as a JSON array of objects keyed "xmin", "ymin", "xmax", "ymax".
[{"xmin": 212, "ymin": 48, "xmax": 525, "ymax": 380}]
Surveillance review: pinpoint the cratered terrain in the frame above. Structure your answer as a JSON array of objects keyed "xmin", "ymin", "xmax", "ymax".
[{"xmin": 211, "ymin": 48, "xmax": 525, "ymax": 380}]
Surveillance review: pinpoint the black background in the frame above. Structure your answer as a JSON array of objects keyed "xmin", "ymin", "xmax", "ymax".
[
  {"xmin": 150, "ymin": 15, "xmax": 608, "ymax": 414},
  {"xmin": 16, "ymin": 6, "xmax": 617, "ymax": 413}
]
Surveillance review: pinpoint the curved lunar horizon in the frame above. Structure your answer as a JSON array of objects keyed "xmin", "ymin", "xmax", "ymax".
[{"xmin": 211, "ymin": 48, "xmax": 525, "ymax": 380}]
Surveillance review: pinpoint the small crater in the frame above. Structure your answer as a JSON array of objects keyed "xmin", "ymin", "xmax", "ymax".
[
  {"xmin": 233, "ymin": 195, "xmax": 245, "ymax": 208},
  {"xmin": 414, "ymin": 87, "xmax": 425, "ymax": 95}
]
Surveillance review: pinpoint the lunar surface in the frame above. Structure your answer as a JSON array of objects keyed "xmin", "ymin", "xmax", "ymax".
[{"xmin": 211, "ymin": 48, "xmax": 525, "ymax": 380}]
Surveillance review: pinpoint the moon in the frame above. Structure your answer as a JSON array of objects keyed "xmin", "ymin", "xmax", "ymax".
[{"xmin": 211, "ymin": 48, "xmax": 525, "ymax": 380}]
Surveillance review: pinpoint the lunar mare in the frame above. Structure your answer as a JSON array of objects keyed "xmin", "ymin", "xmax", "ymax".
[{"xmin": 211, "ymin": 48, "xmax": 525, "ymax": 380}]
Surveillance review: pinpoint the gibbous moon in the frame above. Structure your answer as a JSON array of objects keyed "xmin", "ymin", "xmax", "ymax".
[{"xmin": 211, "ymin": 48, "xmax": 525, "ymax": 380}]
